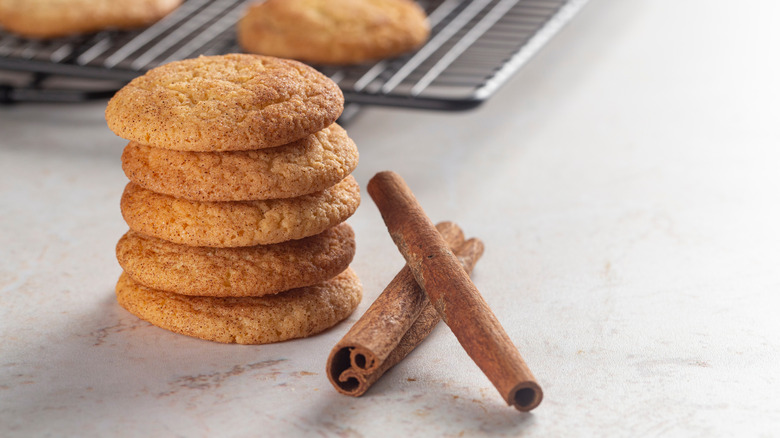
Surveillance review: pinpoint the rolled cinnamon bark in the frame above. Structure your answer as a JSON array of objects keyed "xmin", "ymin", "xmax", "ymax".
[
  {"xmin": 326, "ymin": 222, "xmax": 484, "ymax": 396},
  {"xmin": 367, "ymin": 170, "xmax": 543, "ymax": 412}
]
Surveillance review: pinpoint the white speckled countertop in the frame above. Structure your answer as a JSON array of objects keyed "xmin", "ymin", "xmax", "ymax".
[{"xmin": 2, "ymin": 0, "xmax": 779, "ymax": 436}]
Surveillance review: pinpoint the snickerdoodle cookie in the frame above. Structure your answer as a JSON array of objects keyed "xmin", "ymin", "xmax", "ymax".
[
  {"xmin": 117, "ymin": 223, "xmax": 355, "ymax": 297},
  {"xmin": 105, "ymin": 54, "xmax": 344, "ymax": 151},
  {"xmin": 120, "ymin": 176, "xmax": 360, "ymax": 247},
  {"xmin": 0, "ymin": 0, "xmax": 181, "ymax": 38},
  {"xmin": 238, "ymin": 0, "xmax": 430, "ymax": 65},
  {"xmin": 121, "ymin": 124, "xmax": 358, "ymax": 202},
  {"xmin": 116, "ymin": 268, "xmax": 362, "ymax": 344}
]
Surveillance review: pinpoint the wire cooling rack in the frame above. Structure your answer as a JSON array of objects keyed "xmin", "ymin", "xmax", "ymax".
[{"xmin": 0, "ymin": 0, "xmax": 588, "ymax": 109}]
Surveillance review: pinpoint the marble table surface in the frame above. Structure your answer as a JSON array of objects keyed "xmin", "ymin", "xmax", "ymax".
[{"xmin": 2, "ymin": 0, "xmax": 779, "ymax": 436}]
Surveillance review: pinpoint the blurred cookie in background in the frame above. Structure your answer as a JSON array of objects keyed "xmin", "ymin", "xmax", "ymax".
[
  {"xmin": 0, "ymin": 0, "xmax": 182, "ymax": 39},
  {"xmin": 238, "ymin": 0, "xmax": 430, "ymax": 65}
]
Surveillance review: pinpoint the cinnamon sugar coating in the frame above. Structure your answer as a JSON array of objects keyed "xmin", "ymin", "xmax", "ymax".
[
  {"xmin": 120, "ymin": 176, "xmax": 360, "ymax": 247},
  {"xmin": 117, "ymin": 223, "xmax": 355, "ymax": 297},
  {"xmin": 115, "ymin": 268, "xmax": 362, "ymax": 344},
  {"xmin": 121, "ymin": 124, "xmax": 357, "ymax": 201}
]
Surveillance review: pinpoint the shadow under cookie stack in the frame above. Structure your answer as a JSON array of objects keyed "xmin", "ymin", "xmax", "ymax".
[{"xmin": 105, "ymin": 54, "xmax": 362, "ymax": 344}]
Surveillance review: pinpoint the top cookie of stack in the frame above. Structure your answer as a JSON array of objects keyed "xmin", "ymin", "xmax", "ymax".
[
  {"xmin": 107, "ymin": 54, "xmax": 343, "ymax": 153},
  {"xmin": 106, "ymin": 54, "xmax": 362, "ymax": 344}
]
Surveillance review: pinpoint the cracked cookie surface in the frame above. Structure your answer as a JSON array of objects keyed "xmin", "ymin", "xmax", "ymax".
[
  {"xmin": 115, "ymin": 268, "xmax": 362, "ymax": 344},
  {"xmin": 238, "ymin": 0, "xmax": 430, "ymax": 65},
  {"xmin": 105, "ymin": 54, "xmax": 344, "ymax": 151},
  {"xmin": 121, "ymin": 123, "xmax": 358, "ymax": 201},
  {"xmin": 120, "ymin": 175, "xmax": 360, "ymax": 247},
  {"xmin": 117, "ymin": 223, "xmax": 355, "ymax": 297}
]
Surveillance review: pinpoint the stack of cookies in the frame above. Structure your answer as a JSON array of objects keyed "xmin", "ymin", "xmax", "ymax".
[{"xmin": 105, "ymin": 54, "xmax": 362, "ymax": 344}]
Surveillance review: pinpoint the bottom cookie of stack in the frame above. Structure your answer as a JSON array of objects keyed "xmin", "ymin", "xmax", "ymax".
[{"xmin": 116, "ymin": 268, "xmax": 362, "ymax": 344}]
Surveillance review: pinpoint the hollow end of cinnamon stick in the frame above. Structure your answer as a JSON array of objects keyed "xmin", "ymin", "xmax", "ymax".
[
  {"xmin": 327, "ymin": 344, "xmax": 379, "ymax": 396},
  {"xmin": 508, "ymin": 381, "xmax": 543, "ymax": 412}
]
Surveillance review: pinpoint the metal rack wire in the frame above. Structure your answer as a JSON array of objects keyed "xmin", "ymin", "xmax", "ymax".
[{"xmin": 0, "ymin": 0, "xmax": 588, "ymax": 108}]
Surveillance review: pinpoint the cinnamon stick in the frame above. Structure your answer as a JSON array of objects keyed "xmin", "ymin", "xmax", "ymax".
[
  {"xmin": 327, "ymin": 221, "xmax": 485, "ymax": 396},
  {"xmin": 367, "ymin": 170, "xmax": 543, "ymax": 412}
]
